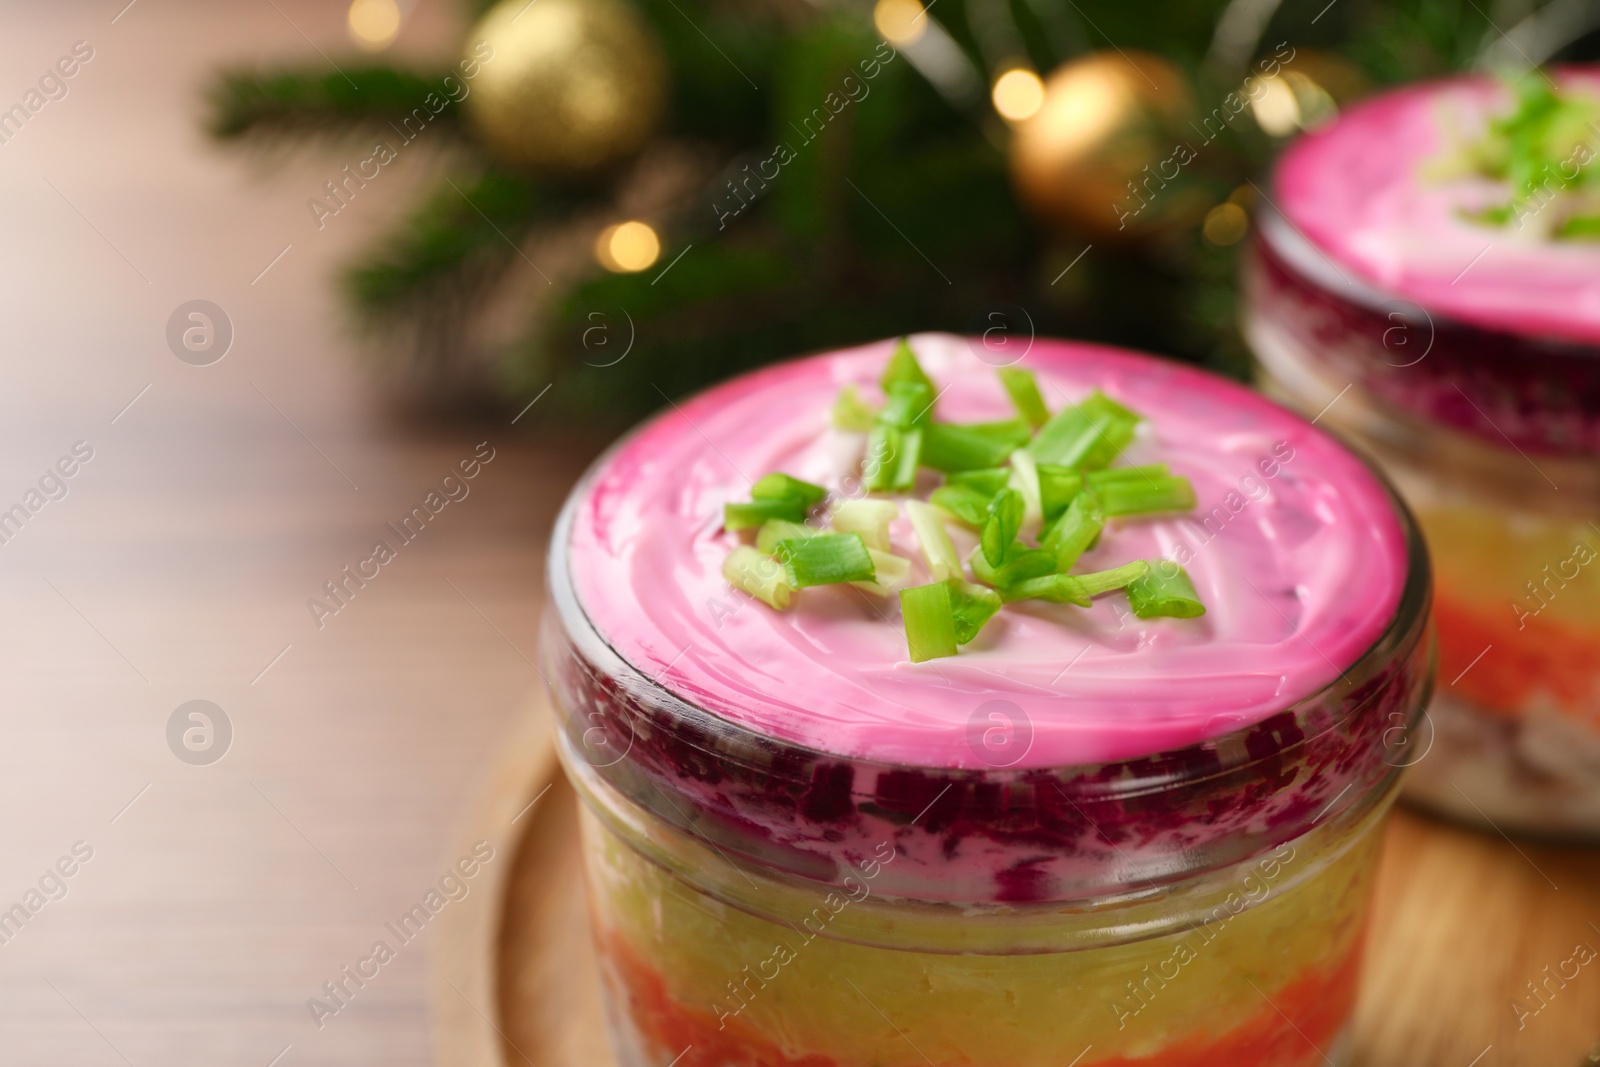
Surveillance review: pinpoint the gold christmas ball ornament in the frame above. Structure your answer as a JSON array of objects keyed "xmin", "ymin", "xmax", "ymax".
[
  {"xmin": 463, "ymin": 0, "xmax": 667, "ymax": 173},
  {"xmin": 1009, "ymin": 51, "xmax": 1196, "ymax": 241}
]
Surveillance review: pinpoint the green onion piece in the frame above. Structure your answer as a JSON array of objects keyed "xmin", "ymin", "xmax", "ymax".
[
  {"xmin": 1075, "ymin": 560, "xmax": 1152, "ymax": 597},
  {"xmin": 1085, "ymin": 464, "xmax": 1171, "ymax": 489},
  {"xmin": 1560, "ymin": 214, "xmax": 1600, "ymax": 239},
  {"xmin": 1040, "ymin": 490, "xmax": 1104, "ymax": 571},
  {"xmin": 970, "ymin": 545, "xmax": 1057, "ymax": 588},
  {"xmin": 726, "ymin": 497, "xmax": 807, "ymax": 531},
  {"xmin": 776, "ymin": 533, "xmax": 876, "ymax": 588},
  {"xmin": 921, "ymin": 420, "xmax": 1030, "ymax": 472},
  {"xmin": 831, "ymin": 499, "xmax": 898, "ymax": 551},
  {"xmin": 998, "ymin": 367, "xmax": 1050, "ymax": 429},
  {"xmin": 880, "ymin": 381, "xmax": 935, "ymax": 429},
  {"xmin": 1027, "ymin": 405, "xmax": 1132, "ymax": 470},
  {"xmin": 1099, "ymin": 475, "xmax": 1197, "ymax": 517},
  {"xmin": 980, "ymin": 488, "xmax": 1024, "ymax": 567},
  {"xmin": 1037, "ymin": 464, "xmax": 1084, "ymax": 521},
  {"xmin": 1008, "ymin": 448, "xmax": 1043, "ymax": 526},
  {"xmin": 863, "ymin": 423, "xmax": 895, "ymax": 491},
  {"xmin": 1079, "ymin": 389, "xmax": 1142, "ymax": 426},
  {"xmin": 881, "ymin": 338, "xmax": 934, "ymax": 394},
  {"xmin": 756, "ymin": 519, "xmax": 817, "ymax": 555},
  {"xmin": 947, "ymin": 579, "xmax": 1002, "ymax": 643},
  {"xmin": 863, "ymin": 424, "xmax": 920, "ymax": 492},
  {"xmin": 831, "ymin": 384, "xmax": 880, "ymax": 431},
  {"xmin": 1127, "ymin": 561, "xmax": 1206, "ymax": 619},
  {"xmin": 1000, "ymin": 573, "xmax": 1091, "ymax": 606},
  {"xmin": 947, "ymin": 468, "xmax": 1010, "ymax": 496},
  {"xmin": 1080, "ymin": 416, "xmax": 1136, "ymax": 471},
  {"xmin": 929, "ymin": 484, "xmax": 994, "ymax": 528},
  {"xmin": 906, "ymin": 500, "xmax": 961, "ymax": 582},
  {"xmin": 899, "ymin": 582, "xmax": 958, "ymax": 662},
  {"xmin": 752, "ymin": 472, "xmax": 827, "ymax": 507},
  {"xmin": 723, "ymin": 546, "xmax": 792, "ymax": 609},
  {"xmin": 892, "ymin": 428, "xmax": 923, "ymax": 489},
  {"xmin": 853, "ymin": 548, "xmax": 914, "ymax": 596}
]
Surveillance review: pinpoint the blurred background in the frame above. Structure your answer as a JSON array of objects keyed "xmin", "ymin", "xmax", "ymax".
[
  {"xmin": 2, "ymin": 0, "xmax": 1598, "ymax": 1065},
  {"xmin": 194, "ymin": 0, "xmax": 1600, "ymax": 420}
]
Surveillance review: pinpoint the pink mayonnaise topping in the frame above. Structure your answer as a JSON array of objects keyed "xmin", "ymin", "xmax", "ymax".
[
  {"xmin": 1276, "ymin": 70, "xmax": 1600, "ymax": 345},
  {"xmin": 567, "ymin": 335, "xmax": 1407, "ymax": 768}
]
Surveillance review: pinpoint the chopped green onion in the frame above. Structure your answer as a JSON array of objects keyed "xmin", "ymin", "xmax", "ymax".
[
  {"xmin": 1099, "ymin": 475, "xmax": 1197, "ymax": 517},
  {"xmin": 892, "ymin": 428, "xmax": 923, "ymax": 489},
  {"xmin": 1075, "ymin": 560, "xmax": 1152, "ymax": 597},
  {"xmin": 864, "ymin": 424, "xmax": 921, "ymax": 492},
  {"xmin": 831, "ymin": 499, "xmax": 898, "ymax": 551},
  {"xmin": 1008, "ymin": 448, "xmax": 1043, "ymax": 526},
  {"xmin": 1079, "ymin": 389, "xmax": 1142, "ymax": 426},
  {"xmin": 1038, "ymin": 464, "xmax": 1084, "ymax": 521},
  {"xmin": 906, "ymin": 500, "xmax": 961, "ymax": 582},
  {"xmin": 947, "ymin": 468, "xmax": 1010, "ymax": 496},
  {"xmin": 899, "ymin": 582, "xmax": 958, "ymax": 662},
  {"xmin": 853, "ymin": 548, "xmax": 914, "ymax": 595},
  {"xmin": 1127, "ymin": 561, "xmax": 1206, "ymax": 619},
  {"xmin": 998, "ymin": 367, "xmax": 1050, "ymax": 429},
  {"xmin": 752, "ymin": 472, "xmax": 827, "ymax": 507},
  {"xmin": 921, "ymin": 420, "xmax": 1030, "ymax": 472},
  {"xmin": 1085, "ymin": 464, "xmax": 1171, "ymax": 489},
  {"xmin": 726, "ymin": 497, "xmax": 808, "ymax": 531},
  {"xmin": 1040, "ymin": 490, "xmax": 1104, "ymax": 572},
  {"xmin": 1027, "ymin": 405, "xmax": 1133, "ymax": 470},
  {"xmin": 1000, "ymin": 573, "xmax": 1091, "ymax": 606},
  {"xmin": 880, "ymin": 381, "xmax": 935, "ymax": 428},
  {"xmin": 948, "ymin": 579, "xmax": 1002, "ymax": 643},
  {"xmin": 980, "ymin": 488, "xmax": 1024, "ymax": 567},
  {"xmin": 929, "ymin": 484, "xmax": 995, "ymax": 528},
  {"xmin": 970, "ymin": 545, "xmax": 1057, "ymax": 588},
  {"xmin": 723, "ymin": 546, "xmax": 792, "ymax": 609},
  {"xmin": 881, "ymin": 338, "xmax": 934, "ymax": 394},
  {"xmin": 1560, "ymin": 214, "xmax": 1600, "ymax": 239},
  {"xmin": 776, "ymin": 533, "xmax": 877, "ymax": 588},
  {"xmin": 831, "ymin": 384, "xmax": 880, "ymax": 431},
  {"xmin": 756, "ymin": 519, "xmax": 817, "ymax": 554},
  {"xmin": 727, "ymin": 348, "xmax": 1207, "ymax": 650}
]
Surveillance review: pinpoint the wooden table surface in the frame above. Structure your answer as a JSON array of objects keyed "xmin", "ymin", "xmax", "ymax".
[
  {"xmin": 0, "ymin": 3, "xmax": 599, "ymax": 1064},
  {"xmin": 3, "ymin": 4, "xmax": 1598, "ymax": 1067}
]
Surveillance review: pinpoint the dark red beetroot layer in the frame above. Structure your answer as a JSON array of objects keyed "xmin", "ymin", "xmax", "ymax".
[
  {"xmin": 548, "ymin": 592, "xmax": 1432, "ymax": 903},
  {"xmin": 597, "ymin": 923, "xmax": 1365, "ymax": 1067},
  {"xmin": 1248, "ymin": 218, "xmax": 1600, "ymax": 456}
]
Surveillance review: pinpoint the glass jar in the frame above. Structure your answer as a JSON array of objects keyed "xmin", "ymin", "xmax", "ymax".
[
  {"xmin": 541, "ymin": 439, "xmax": 1432, "ymax": 1067},
  {"xmin": 1245, "ymin": 74, "xmax": 1600, "ymax": 837}
]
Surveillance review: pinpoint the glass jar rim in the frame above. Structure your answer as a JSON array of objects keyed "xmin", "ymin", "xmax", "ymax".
[
  {"xmin": 545, "ymin": 389, "xmax": 1433, "ymax": 796},
  {"xmin": 540, "ymin": 349, "xmax": 1434, "ymax": 902}
]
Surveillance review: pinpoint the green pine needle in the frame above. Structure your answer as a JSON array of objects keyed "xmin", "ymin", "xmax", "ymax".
[{"xmin": 205, "ymin": 66, "xmax": 469, "ymax": 142}]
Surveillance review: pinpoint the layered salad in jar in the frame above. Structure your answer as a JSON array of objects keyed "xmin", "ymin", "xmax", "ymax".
[
  {"xmin": 1247, "ymin": 70, "xmax": 1600, "ymax": 835},
  {"xmin": 542, "ymin": 334, "xmax": 1431, "ymax": 1066}
]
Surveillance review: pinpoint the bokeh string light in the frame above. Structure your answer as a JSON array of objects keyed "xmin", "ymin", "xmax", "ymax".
[
  {"xmin": 347, "ymin": 0, "xmax": 402, "ymax": 52},
  {"xmin": 873, "ymin": 0, "xmax": 928, "ymax": 47},
  {"xmin": 992, "ymin": 67, "xmax": 1045, "ymax": 122},
  {"xmin": 595, "ymin": 221, "xmax": 661, "ymax": 273}
]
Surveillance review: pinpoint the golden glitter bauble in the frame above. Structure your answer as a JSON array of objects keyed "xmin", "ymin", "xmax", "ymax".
[
  {"xmin": 1010, "ymin": 51, "xmax": 1197, "ymax": 242},
  {"xmin": 463, "ymin": 0, "xmax": 667, "ymax": 173}
]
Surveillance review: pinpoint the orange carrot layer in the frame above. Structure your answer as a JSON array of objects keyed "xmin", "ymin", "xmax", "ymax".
[
  {"xmin": 596, "ymin": 927, "xmax": 1364, "ymax": 1067},
  {"xmin": 1433, "ymin": 589, "xmax": 1600, "ymax": 728}
]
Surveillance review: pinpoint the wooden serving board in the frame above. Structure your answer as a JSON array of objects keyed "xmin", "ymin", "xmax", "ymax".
[{"xmin": 434, "ymin": 690, "xmax": 1600, "ymax": 1067}]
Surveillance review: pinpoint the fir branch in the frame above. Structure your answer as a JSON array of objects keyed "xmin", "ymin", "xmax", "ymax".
[
  {"xmin": 344, "ymin": 171, "xmax": 562, "ymax": 314},
  {"xmin": 205, "ymin": 65, "xmax": 468, "ymax": 143},
  {"xmin": 342, "ymin": 171, "xmax": 571, "ymax": 394}
]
